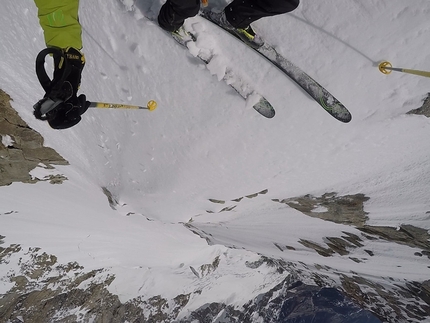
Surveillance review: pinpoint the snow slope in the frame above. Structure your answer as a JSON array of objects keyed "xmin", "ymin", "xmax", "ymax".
[{"xmin": 1, "ymin": 0, "xmax": 430, "ymax": 320}]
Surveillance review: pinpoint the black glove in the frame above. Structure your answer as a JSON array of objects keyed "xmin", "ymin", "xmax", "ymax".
[{"xmin": 33, "ymin": 47, "xmax": 90, "ymax": 129}]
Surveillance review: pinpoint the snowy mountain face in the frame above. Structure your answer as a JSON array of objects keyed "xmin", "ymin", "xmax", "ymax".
[{"xmin": 1, "ymin": 0, "xmax": 430, "ymax": 322}]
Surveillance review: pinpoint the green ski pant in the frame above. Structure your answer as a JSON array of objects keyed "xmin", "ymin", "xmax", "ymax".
[{"xmin": 34, "ymin": 0, "xmax": 82, "ymax": 49}]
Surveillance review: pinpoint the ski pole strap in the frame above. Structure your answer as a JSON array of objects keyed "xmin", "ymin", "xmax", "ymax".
[
  {"xmin": 35, "ymin": 47, "xmax": 69, "ymax": 94},
  {"xmin": 34, "ymin": 47, "xmax": 76, "ymax": 121}
]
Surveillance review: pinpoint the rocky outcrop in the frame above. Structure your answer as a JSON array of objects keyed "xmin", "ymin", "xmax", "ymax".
[
  {"xmin": 278, "ymin": 193, "xmax": 430, "ymax": 259},
  {"xmin": 0, "ymin": 89, "xmax": 68, "ymax": 186},
  {"xmin": 273, "ymin": 192, "xmax": 370, "ymax": 227},
  {"xmin": 182, "ymin": 278, "xmax": 381, "ymax": 323},
  {"xmin": 408, "ymin": 93, "xmax": 430, "ymax": 117},
  {"xmin": 272, "ymin": 192, "xmax": 430, "ymax": 322},
  {"xmin": 0, "ymin": 243, "xmax": 382, "ymax": 323},
  {"xmin": 341, "ymin": 275, "xmax": 430, "ymax": 323}
]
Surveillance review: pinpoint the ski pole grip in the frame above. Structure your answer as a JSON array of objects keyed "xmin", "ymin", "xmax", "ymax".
[{"xmin": 35, "ymin": 47, "xmax": 66, "ymax": 93}]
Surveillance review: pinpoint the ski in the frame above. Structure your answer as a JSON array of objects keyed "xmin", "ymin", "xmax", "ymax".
[
  {"xmin": 166, "ymin": 26, "xmax": 275, "ymax": 118},
  {"xmin": 200, "ymin": 12, "xmax": 352, "ymax": 123}
]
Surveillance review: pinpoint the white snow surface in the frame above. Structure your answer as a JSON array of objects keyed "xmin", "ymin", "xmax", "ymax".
[
  {"xmin": 1, "ymin": 0, "xmax": 430, "ymax": 315},
  {"xmin": 1, "ymin": 134, "xmax": 14, "ymax": 148}
]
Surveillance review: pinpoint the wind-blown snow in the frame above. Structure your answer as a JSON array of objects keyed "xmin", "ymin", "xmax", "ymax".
[{"xmin": 1, "ymin": 0, "xmax": 429, "ymax": 316}]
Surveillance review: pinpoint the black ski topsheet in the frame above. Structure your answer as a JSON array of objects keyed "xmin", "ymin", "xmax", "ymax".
[
  {"xmin": 256, "ymin": 45, "xmax": 351, "ymax": 123},
  {"xmin": 169, "ymin": 25, "xmax": 275, "ymax": 118},
  {"xmin": 200, "ymin": 12, "xmax": 352, "ymax": 123}
]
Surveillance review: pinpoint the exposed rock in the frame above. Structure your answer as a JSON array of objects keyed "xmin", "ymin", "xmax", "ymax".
[
  {"xmin": 0, "ymin": 89, "xmax": 68, "ymax": 186},
  {"xmin": 270, "ymin": 192, "xmax": 430, "ymax": 322},
  {"xmin": 298, "ymin": 239, "xmax": 335, "ymax": 257},
  {"xmin": 208, "ymin": 199, "xmax": 225, "ymax": 204},
  {"xmin": 341, "ymin": 275, "xmax": 430, "ymax": 323},
  {"xmin": 207, "ymin": 189, "xmax": 269, "ymax": 213},
  {"xmin": 180, "ymin": 275, "xmax": 381, "ymax": 323},
  {"xmin": 275, "ymin": 192, "xmax": 370, "ymax": 227},
  {"xmin": 359, "ymin": 224, "xmax": 430, "ymax": 254},
  {"xmin": 0, "ymin": 242, "xmax": 165, "ymax": 323},
  {"xmin": 273, "ymin": 242, "xmax": 296, "ymax": 252},
  {"xmin": 278, "ymin": 193, "xmax": 430, "ymax": 256},
  {"xmin": 244, "ymin": 256, "xmax": 287, "ymax": 274},
  {"xmin": 199, "ymin": 256, "xmax": 220, "ymax": 277},
  {"xmin": 102, "ymin": 186, "xmax": 119, "ymax": 210},
  {"xmin": 407, "ymin": 93, "xmax": 430, "ymax": 117},
  {"xmin": 3, "ymin": 241, "xmax": 430, "ymax": 323},
  {"xmin": 219, "ymin": 205, "xmax": 237, "ymax": 212}
]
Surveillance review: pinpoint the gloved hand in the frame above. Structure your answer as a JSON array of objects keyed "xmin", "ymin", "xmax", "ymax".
[{"xmin": 33, "ymin": 47, "xmax": 90, "ymax": 129}]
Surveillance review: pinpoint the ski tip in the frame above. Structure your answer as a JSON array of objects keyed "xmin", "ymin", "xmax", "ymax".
[
  {"xmin": 253, "ymin": 97, "xmax": 275, "ymax": 118},
  {"xmin": 321, "ymin": 99, "xmax": 352, "ymax": 123},
  {"xmin": 334, "ymin": 110, "xmax": 352, "ymax": 123},
  {"xmin": 343, "ymin": 114, "xmax": 352, "ymax": 123},
  {"xmin": 265, "ymin": 110, "xmax": 276, "ymax": 118}
]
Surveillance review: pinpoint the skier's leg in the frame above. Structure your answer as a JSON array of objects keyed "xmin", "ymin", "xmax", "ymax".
[
  {"xmin": 225, "ymin": 0, "xmax": 299, "ymax": 29},
  {"xmin": 158, "ymin": 0, "xmax": 200, "ymax": 32},
  {"xmin": 34, "ymin": 0, "xmax": 83, "ymax": 49}
]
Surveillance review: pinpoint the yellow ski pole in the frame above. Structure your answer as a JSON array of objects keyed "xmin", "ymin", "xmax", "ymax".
[
  {"xmin": 89, "ymin": 100, "xmax": 158, "ymax": 111},
  {"xmin": 378, "ymin": 61, "xmax": 430, "ymax": 78}
]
